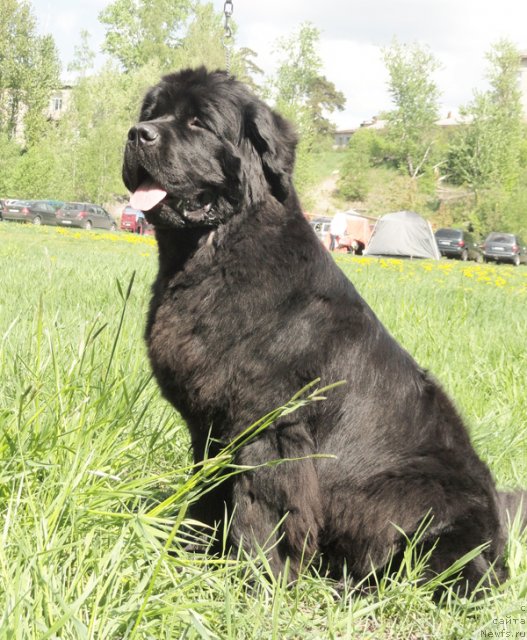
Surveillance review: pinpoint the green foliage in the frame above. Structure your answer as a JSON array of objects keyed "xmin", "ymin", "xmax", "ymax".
[
  {"xmin": 471, "ymin": 182, "xmax": 527, "ymax": 238},
  {"xmin": 7, "ymin": 62, "xmax": 162, "ymax": 203},
  {"xmin": 99, "ymin": 0, "xmax": 192, "ymax": 71},
  {"xmin": 99, "ymin": 0, "xmax": 259, "ymax": 81},
  {"xmin": 272, "ymin": 23, "xmax": 345, "ymax": 142},
  {"xmin": 274, "ymin": 102, "xmax": 318, "ymax": 200},
  {"xmin": 0, "ymin": 1, "xmax": 263, "ymax": 204},
  {"xmin": 8, "ymin": 130, "xmax": 64, "ymax": 198},
  {"xmin": 0, "ymin": 134, "xmax": 21, "ymax": 195},
  {"xmin": 382, "ymin": 40, "xmax": 440, "ymax": 178},
  {"xmin": 503, "ymin": 180, "xmax": 527, "ymax": 237},
  {"xmin": 447, "ymin": 40, "xmax": 523, "ymax": 196},
  {"xmin": 22, "ymin": 35, "xmax": 62, "ymax": 147},
  {"xmin": 68, "ymin": 30, "xmax": 96, "ymax": 77},
  {"xmin": 267, "ymin": 23, "xmax": 345, "ymax": 201},
  {"xmin": 1, "ymin": 2, "xmax": 525, "ymax": 240},
  {"xmin": 169, "ymin": 3, "xmax": 227, "ymax": 72},
  {"xmin": 337, "ymin": 129, "xmax": 376, "ymax": 200},
  {"xmin": 446, "ymin": 40, "xmax": 525, "ymax": 234},
  {"xmin": 60, "ymin": 63, "xmax": 161, "ymax": 202},
  {"xmin": 273, "ymin": 23, "xmax": 323, "ymax": 105},
  {"xmin": 367, "ymin": 166, "xmax": 433, "ymax": 214},
  {"xmin": 0, "ymin": 0, "xmax": 61, "ymax": 145},
  {"xmin": 337, "ymin": 126, "xmax": 440, "ymax": 210},
  {"xmin": 306, "ymin": 75, "xmax": 347, "ymax": 138}
]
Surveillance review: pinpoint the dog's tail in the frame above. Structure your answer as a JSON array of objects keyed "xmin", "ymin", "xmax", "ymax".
[{"xmin": 498, "ymin": 490, "xmax": 527, "ymax": 532}]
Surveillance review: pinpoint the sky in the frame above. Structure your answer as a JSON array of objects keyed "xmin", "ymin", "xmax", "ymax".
[{"xmin": 32, "ymin": 0, "xmax": 527, "ymax": 129}]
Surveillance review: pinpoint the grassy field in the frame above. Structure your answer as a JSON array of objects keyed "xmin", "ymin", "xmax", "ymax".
[{"xmin": 0, "ymin": 223, "xmax": 526, "ymax": 639}]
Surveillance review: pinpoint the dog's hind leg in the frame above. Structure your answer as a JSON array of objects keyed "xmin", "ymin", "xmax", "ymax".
[
  {"xmin": 416, "ymin": 516, "xmax": 508, "ymax": 596},
  {"xmin": 229, "ymin": 422, "xmax": 323, "ymax": 580},
  {"xmin": 498, "ymin": 490, "xmax": 527, "ymax": 531},
  {"xmin": 321, "ymin": 454, "xmax": 507, "ymax": 594}
]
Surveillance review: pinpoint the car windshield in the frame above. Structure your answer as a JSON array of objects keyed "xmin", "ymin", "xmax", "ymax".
[
  {"xmin": 435, "ymin": 229, "xmax": 461, "ymax": 239},
  {"xmin": 486, "ymin": 233, "xmax": 514, "ymax": 244}
]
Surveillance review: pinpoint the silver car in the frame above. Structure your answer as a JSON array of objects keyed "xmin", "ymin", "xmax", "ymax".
[{"xmin": 482, "ymin": 232, "xmax": 527, "ymax": 266}]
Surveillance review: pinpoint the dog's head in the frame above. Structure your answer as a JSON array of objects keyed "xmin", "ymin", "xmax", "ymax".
[{"xmin": 123, "ymin": 67, "xmax": 298, "ymax": 228}]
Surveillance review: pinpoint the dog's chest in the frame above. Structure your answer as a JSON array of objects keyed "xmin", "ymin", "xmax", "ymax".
[{"xmin": 146, "ymin": 267, "xmax": 248, "ymax": 415}]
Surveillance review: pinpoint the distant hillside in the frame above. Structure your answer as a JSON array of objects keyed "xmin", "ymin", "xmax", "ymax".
[{"xmin": 301, "ymin": 149, "xmax": 491, "ymax": 235}]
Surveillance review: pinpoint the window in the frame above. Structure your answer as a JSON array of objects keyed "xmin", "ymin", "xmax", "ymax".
[
  {"xmin": 435, "ymin": 229, "xmax": 461, "ymax": 239},
  {"xmin": 52, "ymin": 96, "xmax": 63, "ymax": 112}
]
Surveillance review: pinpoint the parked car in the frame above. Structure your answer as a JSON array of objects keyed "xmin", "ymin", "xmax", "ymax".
[
  {"xmin": 435, "ymin": 228, "xmax": 483, "ymax": 262},
  {"xmin": 482, "ymin": 232, "xmax": 527, "ymax": 266},
  {"xmin": 42, "ymin": 199, "xmax": 64, "ymax": 210},
  {"xmin": 56, "ymin": 203, "xmax": 117, "ymax": 231},
  {"xmin": 1, "ymin": 199, "xmax": 60, "ymax": 226},
  {"xmin": 120, "ymin": 205, "xmax": 150, "ymax": 234},
  {"xmin": 310, "ymin": 216, "xmax": 332, "ymax": 242}
]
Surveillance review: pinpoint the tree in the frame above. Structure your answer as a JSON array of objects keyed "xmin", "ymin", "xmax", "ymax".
[
  {"xmin": 9, "ymin": 128, "xmax": 66, "ymax": 199},
  {"xmin": 170, "ymin": 3, "xmax": 227, "ymax": 71},
  {"xmin": 338, "ymin": 129, "xmax": 378, "ymax": 201},
  {"xmin": 263, "ymin": 23, "xmax": 345, "ymax": 198},
  {"xmin": 446, "ymin": 40, "xmax": 525, "ymax": 233},
  {"xmin": 0, "ymin": 0, "xmax": 61, "ymax": 146},
  {"xmin": 272, "ymin": 23, "xmax": 345, "ymax": 141},
  {"xmin": 382, "ymin": 39, "xmax": 440, "ymax": 179},
  {"xmin": 68, "ymin": 30, "xmax": 96, "ymax": 78},
  {"xmin": 0, "ymin": 134, "xmax": 21, "ymax": 195},
  {"xmin": 22, "ymin": 34, "xmax": 61, "ymax": 146},
  {"xmin": 12, "ymin": 60, "xmax": 163, "ymax": 204},
  {"xmin": 448, "ymin": 40, "xmax": 523, "ymax": 194},
  {"xmin": 99, "ymin": 0, "xmax": 192, "ymax": 71},
  {"xmin": 62, "ymin": 63, "xmax": 162, "ymax": 202},
  {"xmin": 170, "ymin": 3, "xmax": 262, "ymax": 83},
  {"xmin": 100, "ymin": 1, "xmax": 261, "ymax": 84}
]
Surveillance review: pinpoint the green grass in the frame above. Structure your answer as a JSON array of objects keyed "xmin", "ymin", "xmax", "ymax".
[
  {"xmin": 310, "ymin": 149, "xmax": 347, "ymax": 177},
  {"xmin": 1, "ymin": 224, "xmax": 526, "ymax": 639}
]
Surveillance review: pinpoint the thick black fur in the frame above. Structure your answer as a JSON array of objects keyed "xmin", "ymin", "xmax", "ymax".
[{"xmin": 123, "ymin": 67, "xmax": 526, "ymax": 593}]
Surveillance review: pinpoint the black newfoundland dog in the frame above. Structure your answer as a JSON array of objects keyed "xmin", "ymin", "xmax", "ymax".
[{"xmin": 123, "ymin": 67, "xmax": 525, "ymax": 593}]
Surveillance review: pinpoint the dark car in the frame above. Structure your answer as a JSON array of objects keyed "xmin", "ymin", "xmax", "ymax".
[
  {"xmin": 120, "ymin": 205, "xmax": 152, "ymax": 234},
  {"xmin": 1, "ymin": 199, "xmax": 60, "ymax": 226},
  {"xmin": 56, "ymin": 202, "xmax": 117, "ymax": 231},
  {"xmin": 435, "ymin": 228, "xmax": 483, "ymax": 262},
  {"xmin": 482, "ymin": 232, "xmax": 527, "ymax": 266},
  {"xmin": 42, "ymin": 199, "xmax": 65, "ymax": 210}
]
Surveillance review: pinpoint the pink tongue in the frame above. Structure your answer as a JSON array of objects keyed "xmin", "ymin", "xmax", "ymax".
[{"xmin": 130, "ymin": 180, "xmax": 167, "ymax": 211}]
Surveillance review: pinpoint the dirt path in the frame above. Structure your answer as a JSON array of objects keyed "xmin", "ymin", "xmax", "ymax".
[{"xmin": 306, "ymin": 172, "xmax": 339, "ymax": 216}]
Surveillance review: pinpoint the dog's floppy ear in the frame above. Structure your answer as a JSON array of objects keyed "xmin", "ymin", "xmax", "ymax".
[{"xmin": 244, "ymin": 101, "xmax": 298, "ymax": 203}]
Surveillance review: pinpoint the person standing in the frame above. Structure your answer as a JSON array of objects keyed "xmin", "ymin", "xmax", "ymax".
[{"xmin": 329, "ymin": 211, "xmax": 348, "ymax": 251}]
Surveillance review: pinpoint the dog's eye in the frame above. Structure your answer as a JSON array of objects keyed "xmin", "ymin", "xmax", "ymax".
[{"xmin": 188, "ymin": 117, "xmax": 206, "ymax": 129}]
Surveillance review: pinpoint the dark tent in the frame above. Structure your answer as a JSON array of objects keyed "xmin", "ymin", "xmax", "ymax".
[{"xmin": 364, "ymin": 211, "xmax": 440, "ymax": 260}]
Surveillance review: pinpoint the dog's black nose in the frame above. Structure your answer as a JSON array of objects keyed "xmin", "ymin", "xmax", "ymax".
[{"xmin": 128, "ymin": 123, "xmax": 159, "ymax": 145}]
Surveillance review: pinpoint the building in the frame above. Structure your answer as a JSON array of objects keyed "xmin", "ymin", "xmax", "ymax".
[
  {"xmin": 8, "ymin": 85, "xmax": 72, "ymax": 143},
  {"xmin": 46, "ymin": 86, "xmax": 72, "ymax": 121},
  {"xmin": 334, "ymin": 129, "xmax": 354, "ymax": 148}
]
